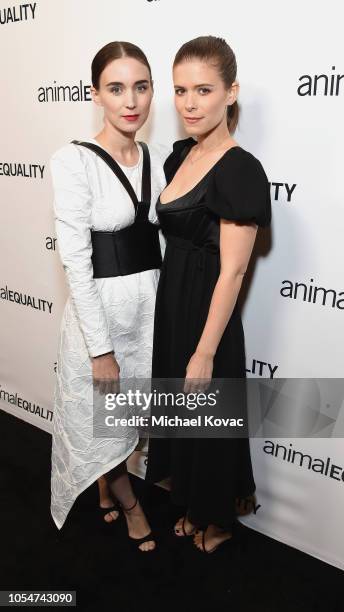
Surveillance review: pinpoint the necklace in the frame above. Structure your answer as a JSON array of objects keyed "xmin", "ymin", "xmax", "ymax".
[{"xmin": 187, "ymin": 137, "xmax": 232, "ymax": 165}]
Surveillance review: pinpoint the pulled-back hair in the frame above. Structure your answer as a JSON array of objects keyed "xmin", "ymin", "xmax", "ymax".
[{"xmin": 91, "ymin": 41, "xmax": 152, "ymax": 89}]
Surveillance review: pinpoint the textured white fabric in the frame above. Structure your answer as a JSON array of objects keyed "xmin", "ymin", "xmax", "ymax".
[{"xmin": 50, "ymin": 139, "xmax": 170, "ymax": 529}]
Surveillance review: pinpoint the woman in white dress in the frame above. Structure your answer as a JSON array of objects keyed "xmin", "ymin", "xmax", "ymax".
[{"xmin": 50, "ymin": 41, "xmax": 170, "ymax": 552}]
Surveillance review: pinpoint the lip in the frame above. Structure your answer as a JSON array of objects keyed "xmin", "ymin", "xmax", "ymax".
[
  {"xmin": 123, "ymin": 114, "xmax": 140, "ymax": 122},
  {"xmin": 184, "ymin": 116, "xmax": 202, "ymax": 123}
]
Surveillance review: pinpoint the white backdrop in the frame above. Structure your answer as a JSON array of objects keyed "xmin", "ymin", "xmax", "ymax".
[{"xmin": 1, "ymin": 0, "xmax": 343, "ymax": 570}]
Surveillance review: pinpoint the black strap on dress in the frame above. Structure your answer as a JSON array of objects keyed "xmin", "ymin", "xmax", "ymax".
[{"xmin": 71, "ymin": 140, "xmax": 162, "ymax": 278}]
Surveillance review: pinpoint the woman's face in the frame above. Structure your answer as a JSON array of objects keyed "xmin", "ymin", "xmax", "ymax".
[
  {"xmin": 92, "ymin": 57, "xmax": 153, "ymax": 133},
  {"xmin": 173, "ymin": 59, "xmax": 238, "ymax": 136}
]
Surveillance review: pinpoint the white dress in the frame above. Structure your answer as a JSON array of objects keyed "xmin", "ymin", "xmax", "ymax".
[{"xmin": 49, "ymin": 138, "xmax": 170, "ymax": 529}]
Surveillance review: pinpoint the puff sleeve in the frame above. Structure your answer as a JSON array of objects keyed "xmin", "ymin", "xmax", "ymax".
[
  {"xmin": 163, "ymin": 137, "xmax": 196, "ymax": 183},
  {"xmin": 205, "ymin": 148, "xmax": 271, "ymax": 227},
  {"xmin": 50, "ymin": 144, "xmax": 114, "ymax": 358}
]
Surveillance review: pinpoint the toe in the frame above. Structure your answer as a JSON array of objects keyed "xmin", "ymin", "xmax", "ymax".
[
  {"xmin": 193, "ymin": 531, "xmax": 204, "ymax": 550},
  {"xmin": 139, "ymin": 540, "xmax": 155, "ymax": 552},
  {"xmin": 104, "ymin": 510, "xmax": 118, "ymax": 522}
]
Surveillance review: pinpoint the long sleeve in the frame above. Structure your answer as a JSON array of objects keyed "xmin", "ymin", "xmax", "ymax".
[{"xmin": 50, "ymin": 144, "xmax": 113, "ymax": 358}]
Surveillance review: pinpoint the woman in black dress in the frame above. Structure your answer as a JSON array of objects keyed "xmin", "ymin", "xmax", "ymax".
[{"xmin": 145, "ymin": 35, "xmax": 271, "ymax": 553}]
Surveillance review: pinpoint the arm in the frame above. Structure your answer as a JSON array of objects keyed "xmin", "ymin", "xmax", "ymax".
[
  {"xmin": 184, "ymin": 220, "xmax": 258, "ymax": 391},
  {"xmin": 50, "ymin": 145, "xmax": 114, "ymax": 359}
]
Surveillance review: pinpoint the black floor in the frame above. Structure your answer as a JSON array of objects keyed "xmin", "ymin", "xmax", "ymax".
[{"xmin": 1, "ymin": 409, "xmax": 342, "ymax": 612}]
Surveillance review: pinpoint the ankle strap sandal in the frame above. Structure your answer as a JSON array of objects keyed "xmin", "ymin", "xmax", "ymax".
[{"xmin": 120, "ymin": 496, "xmax": 157, "ymax": 552}]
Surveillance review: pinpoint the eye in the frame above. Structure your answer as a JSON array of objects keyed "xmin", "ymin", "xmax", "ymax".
[
  {"xmin": 110, "ymin": 86, "xmax": 122, "ymax": 95},
  {"xmin": 137, "ymin": 84, "xmax": 148, "ymax": 92},
  {"xmin": 174, "ymin": 88, "xmax": 185, "ymax": 96},
  {"xmin": 198, "ymin": 87, "xmax": 211, "ymax": 95}
]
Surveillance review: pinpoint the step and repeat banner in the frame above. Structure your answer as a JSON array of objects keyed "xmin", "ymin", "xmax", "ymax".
[{"xmin": 1, "ymin": 0, "xmax": 343, "ymax": 570}]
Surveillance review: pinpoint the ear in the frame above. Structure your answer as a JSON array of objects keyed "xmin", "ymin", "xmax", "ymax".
[
  {"xmin": 227, "ymin": 81, "xmax": 239, "ymax": 106},
  {"xmin": 91, "ymin": 86, "xmax": 103, "ymax": 107}
]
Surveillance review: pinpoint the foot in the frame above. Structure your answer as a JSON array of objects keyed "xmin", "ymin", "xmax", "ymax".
[
  {"xmin": 122, "ymin": 499, "xmax": 156, "ymax": 552},
  {"xmin": 99, "ymin": 497, "xmax": 120, "ymax": 523},
  {"xmin": 193, "ymin": 524, "xmax": 232, "ymax": 553},
  {"xmin": 174, "ymin": 516, "xmax": 198, "ymax": 537}
]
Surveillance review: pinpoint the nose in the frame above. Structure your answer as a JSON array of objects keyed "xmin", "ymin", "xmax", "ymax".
[
  {"xmin": 185, "ymin": 92, "xmax": 197, "ymax": 112},
  {"xmin": 125, "ymin": 89, "xmax": 137, "ymax": 109}
]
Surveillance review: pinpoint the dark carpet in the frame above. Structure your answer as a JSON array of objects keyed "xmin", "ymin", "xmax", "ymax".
[{"xmin": 0, "ymin": 409, "xmax": 342, "ymax": 612}]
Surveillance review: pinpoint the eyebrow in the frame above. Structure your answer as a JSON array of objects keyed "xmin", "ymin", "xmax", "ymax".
[
  {"xmin": 105, "ymin": 80, "xmax": 149, "ymax": 87},
  {"xmin": 174, "ymin": 83, "xmax": 214, "ymax": 88}
]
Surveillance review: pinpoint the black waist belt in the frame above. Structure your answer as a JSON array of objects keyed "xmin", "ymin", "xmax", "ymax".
[
  {"xmin": 71, "ymin": 138, "xmax": 162, "ymax": 278},
  {"xmin": 91, "ymin": 221, "xmax": 162, "ymax": 278}
]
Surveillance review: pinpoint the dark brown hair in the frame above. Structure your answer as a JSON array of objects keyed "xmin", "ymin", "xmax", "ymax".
[
  {"xmin": 91, "ymin": 41, "xmax": 153, "ymax": 90},
  {"xmin": 173, "ymin": 35, "xmax": 239, "ymax": 134}
]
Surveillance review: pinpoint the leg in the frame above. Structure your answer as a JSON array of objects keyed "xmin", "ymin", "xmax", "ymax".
[
  {"xmin": 104, "ymin": 462, "xmax": 155, "ymax": 552},
  {"xmin": 97, "ymin": 475, "xmax": 119, "ymax": 523}
]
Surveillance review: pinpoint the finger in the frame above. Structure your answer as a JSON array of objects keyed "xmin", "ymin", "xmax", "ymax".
[
  {"xmin": 98, "ymin": 379, "xmax": 107, "ymax": 396},
  {"xmin": 106, "ymin": 376, "xmax": 120, "ymax": 397},
  {"xmin": 103, "ymin": 380, "xmax": 112, "ymax": 397},
  {"xmin": 194, "ymin": 377, "xmax": 211, "ymax": 393},
  {"xmin": 109, "ymin": 378, "xmax": 119, "ymax": 396},
  {"xmin": 185, "ymin": 382, "xmax": 197, "ymax": 395},
  {"xmin": 113, "ymin": 377, "xmax": 120, "ymax": 395},
  {"xmin": 188, "ymin": 378, "xmax": 199, "ymax": 394},
  {"xmin": 107, "ymin": 379, "xmax": 116, "ymax": 396},
  {"xmin": 203, "ymin": 378, "xmax": 211, "ymax": 392},
  {"xmin": 183, "ymin": 378, "xmax": 190, "ymax": 394}
]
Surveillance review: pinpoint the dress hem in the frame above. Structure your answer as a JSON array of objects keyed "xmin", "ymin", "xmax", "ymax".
[{"xmin": 51, "ymin": 432, "xmax": 139, "ymax": 530}]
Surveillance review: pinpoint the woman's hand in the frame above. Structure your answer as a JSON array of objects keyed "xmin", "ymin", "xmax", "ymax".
[
  {"xmin": 183, "ymin": 350, "xmax": 213, "ymax": 394},
  {"xmin": 92, "ymin": 352, "xmax": 120, "ymax": 396}
]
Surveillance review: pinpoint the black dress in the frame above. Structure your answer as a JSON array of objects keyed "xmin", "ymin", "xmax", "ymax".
[{"xmin": 145, "ymin": 138, "xmax": 271, "ymax": 530}]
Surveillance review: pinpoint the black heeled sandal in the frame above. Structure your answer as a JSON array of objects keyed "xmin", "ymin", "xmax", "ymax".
[
  {"xmin": 174, "ymin": 515, "xmax": 199, "ymax": 537},
  {"xmin": 195, "ymin": 528, "xmax": 234, "ymax": 554},
  {"xmin": 98, "ymin": 499, "xmax": 120, "ymax": 523},
  {"xmin": 120, "ymin": 497, "xmax": 156, "ymax": 552}
]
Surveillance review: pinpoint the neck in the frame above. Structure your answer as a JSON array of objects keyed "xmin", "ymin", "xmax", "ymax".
[
  {"xmin": 94, "ymin": 119, "xmax": 138, "ymax": 163},
  {"xmin": 195, "ymin": 118, "xmax": 233, "ymax": 151}
]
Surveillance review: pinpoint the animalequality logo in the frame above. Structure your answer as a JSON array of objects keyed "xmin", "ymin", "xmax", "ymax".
[
  {"xmin": 263, "ymin": 440, "xmax": 344, "ymax": 483},
  {"xmin": 269, "ymin": 182, "xmax": 296, "ymax": 203},
  {"xmin": 37, "ymin": 80, "xmax": 91, "ymax": 103},
  {"xmin": 0, "ymin": 3, "xmax": 37, "ymax": 25},
  {"xmin": 0, "ymin": 285, "xmax": 53, "ymax": 313},
  {"xmin": 0, "ymin": 162, "xmax": 44, "ymax": 179},
  {"xmin": 246, "ymin": 358, "xmax": 278, "ymax": 378},
  {"xmin": 45, "ymin": 237, "xmax": 57, "ymax": 251},
  {"xmin": 280, "ymin": 278, "xmax": 344, "ymax": 310},
  {"xmin": 0, "ymin": 383, "xmax": 52, "ymax": 422},
  {"xmin": 297, "ymin": 66, "xmax": 343, "ymax": 96}
]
